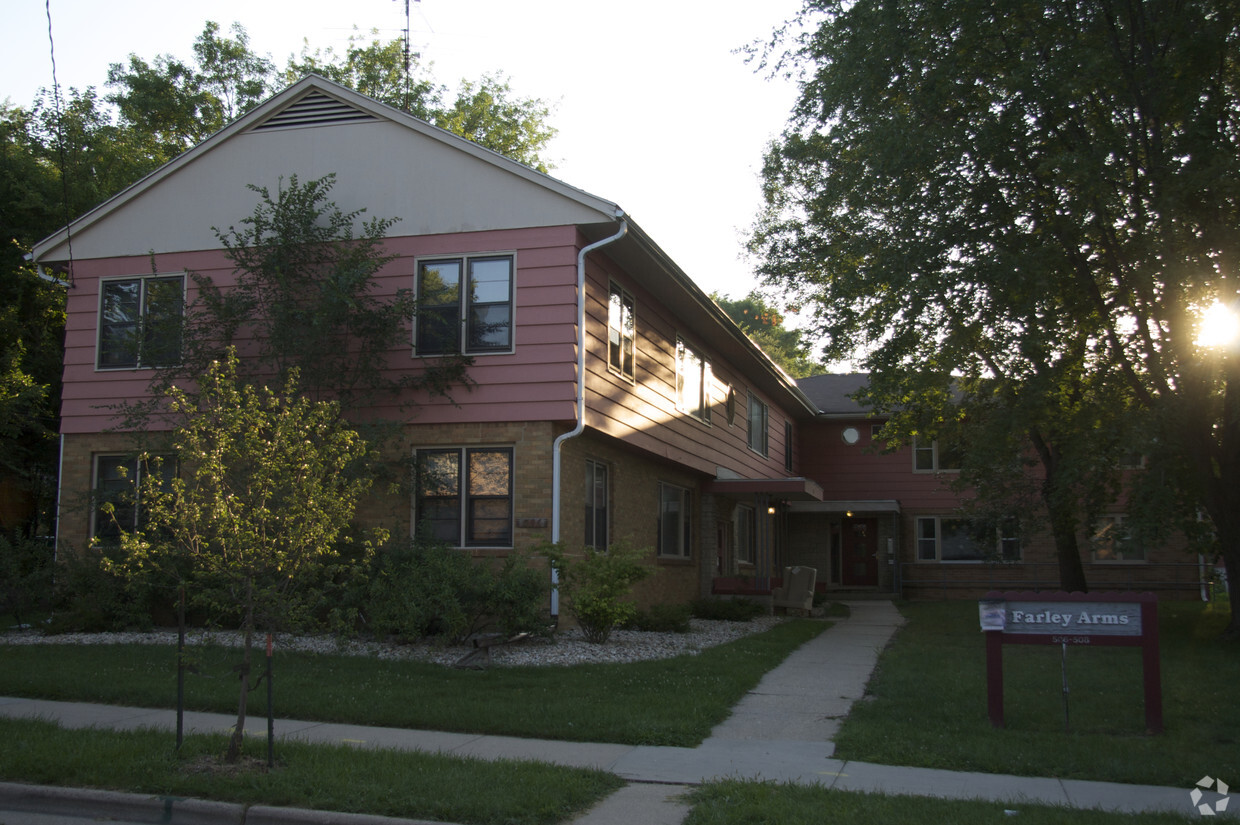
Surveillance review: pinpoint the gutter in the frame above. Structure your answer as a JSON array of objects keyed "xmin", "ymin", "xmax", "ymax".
[{"xmin": 549, "ymin": 215, "xmax": 628, "ymax": 617}]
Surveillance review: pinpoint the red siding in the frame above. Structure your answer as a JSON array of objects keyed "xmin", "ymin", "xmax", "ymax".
[
  {"xmin": 581, "ymin": 253, "xmax": 799, "ymax": 480},
  {"xmin": 60, "ymin": 226, "xmax": 584, "ymax": 433}
]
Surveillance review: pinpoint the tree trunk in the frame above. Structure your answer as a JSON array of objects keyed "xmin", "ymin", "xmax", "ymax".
[
  {"xmin": 225, "ymin": 585, "xmax": 254, "ymax": 763},
  {"xmin": 1047, "ymin": 494, "xmax": 1089, "ymax": 593},
  {"xmin": 1031, "ymin": 429, "xmax": 1089, "ymax": 593}
]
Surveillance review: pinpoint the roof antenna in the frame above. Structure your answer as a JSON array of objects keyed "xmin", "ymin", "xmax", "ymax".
[{"xmin": 395, "ymin": 0, "xmax": 420, "ymax": 112}]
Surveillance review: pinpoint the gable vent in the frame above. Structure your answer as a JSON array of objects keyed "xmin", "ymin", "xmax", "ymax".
[{"xmin": 251, "ymin": 91, "xmax": 378, "ymax": 131}]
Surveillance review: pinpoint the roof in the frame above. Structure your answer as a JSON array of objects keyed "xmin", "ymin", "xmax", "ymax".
[{"xmin": 796, "ymin": 373, "xmax": 874, "ymax": 416}]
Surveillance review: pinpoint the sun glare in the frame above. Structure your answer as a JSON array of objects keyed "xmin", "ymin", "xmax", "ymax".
[{"xmin": 1197, "ymin": 300, "xmax": 1240, "ymax": 349}]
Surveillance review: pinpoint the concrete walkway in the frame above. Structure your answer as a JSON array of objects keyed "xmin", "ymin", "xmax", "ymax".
[{"xmin": 0, "ymin": 601, "xmax": 1226, "ymax": 823}]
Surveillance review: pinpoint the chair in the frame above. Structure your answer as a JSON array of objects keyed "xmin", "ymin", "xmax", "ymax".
[{"xmin": 772, "ymin": 566, "xmax": 817, "ymax": 614}]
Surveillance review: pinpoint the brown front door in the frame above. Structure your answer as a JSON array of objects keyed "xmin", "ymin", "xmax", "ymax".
[{"xmin": 841, "ymin": 517, "xmax": 878, "ymax": 586}]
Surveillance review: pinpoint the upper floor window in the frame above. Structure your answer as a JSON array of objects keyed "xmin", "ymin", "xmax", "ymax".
[
  {"xmin": 1091, "ymin": 515, "xmax": 1145, "ymax": 562},
  {"xmin": 415, "ymin": 255, "xmax": 513, "ymax": 355},
  {"xmin": 676, "ymin": 337, "xmax": 712, "ymax": 423},
  {"xmin": 915, "ymin": 516, "xmax": 1020, "ymax": 562},
  {"xmin": 658, "ymin": 482, "xmax": 692, "ymax": 558},
  {"xmin": 98, "ymin": 275, "xmax": 184, "ymax": 369},
  {"xmin": 92, "ymin": 453, "xmax": 176, "ymax": 543},
  {"xmin": 747, "ymin": 392, "xmax": 769, "ymax": 456},
  {"xmin": 784, "ymin": 421, "xmax": 794, "ymax": 472},
  {"xmin": 608, "ymin": 283, "xmax": 635, "ymax": 381},
  {"xmin": 415, "ymin": 447, "xmax": 514, "ymax": 548},
  {"xmin": 585, "ymin": 459, "xmax": 609, "ymax": 550},
  {"xmin": 912, "ymin": 437, "xmax": 961, "ymax": 473}
]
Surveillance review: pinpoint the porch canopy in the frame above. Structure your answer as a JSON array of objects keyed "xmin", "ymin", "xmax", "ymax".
[
  {"xmin": 702, "ymin": 477, "xmax": 825, "ymax": 502},
  {"xmin": 786, "ymin": 499, "xmax": 901, "ymax": 514},
  {"xmin": 703, "ymin": 477, "xmax": 824, "ymax": 589}
]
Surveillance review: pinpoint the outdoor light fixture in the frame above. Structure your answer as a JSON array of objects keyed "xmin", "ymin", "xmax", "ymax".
[{"xmin": 768, "ymin": 506, "xmax": 777, "ymax": 515}]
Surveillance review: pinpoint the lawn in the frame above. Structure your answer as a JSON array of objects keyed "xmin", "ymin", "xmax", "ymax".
[
  {"xmin": 0, "ymin": 619, "xmax": 825, "ymax": 747},
  {"xmin": 832, "ymin": 599, "xmax": 1238, "ymax": 787},
  {"xmin": 0, "ymin": 716, "xmax": 623, "ymax": 825}
]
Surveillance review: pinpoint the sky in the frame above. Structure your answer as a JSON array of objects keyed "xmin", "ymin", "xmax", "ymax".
[{"xmin": 3, "ymin": 0, "xmax": 808, "ymax": 302}]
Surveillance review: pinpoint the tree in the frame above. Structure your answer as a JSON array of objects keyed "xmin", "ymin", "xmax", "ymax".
[
  {"xmin": 752, "ymin": 0, "xmax": 1240, "ymax": 619},
  {"xmin": 287, "ymin": 32, "xmax": 557, "ymax": 172},
  {"xmin": 115, "ymin": 350, "xmax": 376, "ymax": 763},
  {"xmin": 712, "ymin": 290, "xmax": 823, "ymax": 378},
  {"xmin": 141, "ymin": 174, "xmax": 471, "ymax": 423},
  {"xmin": 284, "ymin": 31, "xmax": 440, "ymax": 121},
  {"xmin": 106, "ymin": 21, "xmax": 274, "ymax": 163}
]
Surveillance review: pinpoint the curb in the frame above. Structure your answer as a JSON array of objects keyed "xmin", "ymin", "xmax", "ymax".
[{"xmin": 0, "ymin": 781, "xmax": 457, "ymax": 825}]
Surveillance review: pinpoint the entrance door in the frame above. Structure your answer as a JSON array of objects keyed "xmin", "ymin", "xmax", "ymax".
[{"xmin": 841, "ymin": 517, "xmax": 878, "ymax": 586}]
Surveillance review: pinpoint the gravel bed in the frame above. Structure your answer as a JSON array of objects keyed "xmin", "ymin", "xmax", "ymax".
[{"xmin": 1, "ymin": 616, "xmax": 788, "ymax": 668}]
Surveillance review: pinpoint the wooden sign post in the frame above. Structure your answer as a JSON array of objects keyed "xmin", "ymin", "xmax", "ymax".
[{"xmin": 981, "ymin": 591, "xmax": 1162, "ymax": 734}]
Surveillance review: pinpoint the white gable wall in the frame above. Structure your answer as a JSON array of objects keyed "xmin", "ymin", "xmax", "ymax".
[{"xmin": 41, "ymin": 118, "xmax": 615, "ymax": 261}]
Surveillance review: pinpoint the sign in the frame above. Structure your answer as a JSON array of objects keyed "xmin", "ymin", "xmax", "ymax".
[
  {"xmin": 982, "ymin": 600, "xmax": 1143, "ymax": 638},
  {"xmin": 981, "ymin": 591, "xmax": 1162, "ymax": 734}
]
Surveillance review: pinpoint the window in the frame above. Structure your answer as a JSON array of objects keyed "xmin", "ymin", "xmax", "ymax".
[
  {"xmin": 607, "ymin": 283, "xmax": 635, "ymax": 381},
  {"xmin": 658, "ymin": 482, "xmax": 691, "ymax": 558},
  {"xmin": 415, "ymin": 447, "xmax": 513, "ymax": 547},
  {"xmin": 726, "ymin": 386, "xmax": 737, "ymax": 426},
  {"xmin": 912, "ymin": 437, "xmax": 961, "ymax": 472},
  {"xmin": 97, "ymin": 275, "xmax": 184, "ymax": 369},
  {"xmin": 1091, "ymin": 515, "xmax": 1145, "ymax": 562},
  {"xmin": 747, "ymin": 392, "xmax": 769, "ymax": 456},
  {"xmin": 585, "ymin": 459, "xmax": 609, "ymax": 550},
  {"xmin": 91, "ymin": 454, "xmax": 175, "ymax": 542},
  {"xmin": 676, "ymin": 337, "xmax": 712, "ymax": 423},
  {"xmin": 734, "ymin": 505, "xmax": 755, "ymax": 564},
  {"xmin": 784, "ymin": 421, "xmax": 794, "ymax": 473},
  {"xmin": 415, "ymin": 255, "xmax": 513, "ymax": 355},
  {"xmin": 916, "ymin": 516, "xmax": 1020, "ymax": 562}
]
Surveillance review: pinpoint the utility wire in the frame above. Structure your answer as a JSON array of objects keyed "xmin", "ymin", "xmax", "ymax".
[{"xmin": 45, "ymin": 0, "xmax": 75, "ymax": 286}]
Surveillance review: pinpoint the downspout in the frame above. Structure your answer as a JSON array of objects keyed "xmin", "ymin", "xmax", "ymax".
[{"xmin": 550, "ymin": 215, "xmax": 628, "ymax": 617}]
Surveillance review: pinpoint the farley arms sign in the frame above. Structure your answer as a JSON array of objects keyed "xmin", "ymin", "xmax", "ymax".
[
  {"xmin": 984, "ymin": 601, "xmax": 1144, "ymax": 638},
  {"xmin": 980, "ymin": 591, "xmax": 1162, "ymax": 732}
]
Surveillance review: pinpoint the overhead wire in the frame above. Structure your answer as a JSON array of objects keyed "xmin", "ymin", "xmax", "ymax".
[{"xmin": 44, "ymin": 0, "xmax": 75, "ymax": 287}]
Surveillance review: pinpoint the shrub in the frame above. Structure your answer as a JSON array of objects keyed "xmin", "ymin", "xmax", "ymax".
[
  {"xmin": 690, "ymin": 597, "xmax": 766, "ymax": 622},
  {"xmin": 49, "ymin": 544, "xmax": 165, "ymax": 632},
  {"xmin": 360, "ymin": 536, "xmax": 549, "ymax": 644},
  {"xmin": 0, "ymin": 533, "xmax": 54, "ymax": 628},
  {"xmin": 626, "ymin": 603, "xmax": 691, "ymax": 633},
  {"xmin": 539, "ymin": 540, "xmax": 652, "ymax": 644}
]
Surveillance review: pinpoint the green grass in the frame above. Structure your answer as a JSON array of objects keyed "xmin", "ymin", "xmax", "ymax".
[
  {"xmin": 684, "ymin": 780, "xmax": 1197, "ymax": 825},
  {"xmin": 0, "ymin": 619, "xmax": 826, "ymax": 747},
  {"xmin": 0, "ymin": 716, "xmax": 622, "ymax": 825},
  {"xmin": 833, "ymin": 600, "xmax": 1238, "ymax": 787}
]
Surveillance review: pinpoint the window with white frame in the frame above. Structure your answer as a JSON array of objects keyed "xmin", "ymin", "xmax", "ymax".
[
  {"xmin": 607, "ymin": 283, "xmax": 635, "ymax": 381},
  {"xmin": 92, "ymin": 454, "xmax": 176, "ymax": 543},
  {"xmin": 415, "ymin": 255, "xmax": 514, "ymax": 355},
  {"xmin": 1091, "ymin": 515, "xmax": 1145, "ymax": 562},
  {"xmin": 734, "ymin": 504, "xmax": 755, "ymax": 564},
  {"xmin": 658, "ymin": 482, "xmax": 691, "ymax": 558},
  {"xmin": 676, "ymin": 338, "xmax": 712, "ymax": 423},
  {"xmin": 415, "ymin": 447, "xmax": 514, "ymax": 547},
  {"xmin": 915, "ymin": 516, "xmax": 1020, "ymax": 562},
  {"xmin": 585, "ymin": 459, "xmax": 609, "ymax": 550},
  {"xmin": 747, "ymin": 392, "xmax": 769, "ymax": 456},
  {"xmin": 912, "ymin": 437, "xmax": 962, "ymax": 472},
  {"xmin": 97, "ymin": 275, "xmax": 184, "ymax": 369}
]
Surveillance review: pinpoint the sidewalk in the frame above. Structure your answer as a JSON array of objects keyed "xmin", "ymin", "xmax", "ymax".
[{"xmin": 0, "ymin": 601, "xmax": 1223, "ymax": 823}]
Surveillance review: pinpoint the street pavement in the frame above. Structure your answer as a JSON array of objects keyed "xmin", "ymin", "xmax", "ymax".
[{"xmin": 0, "ymin": 600, "xmax": 1230, "ymax": 823}]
